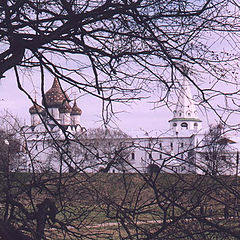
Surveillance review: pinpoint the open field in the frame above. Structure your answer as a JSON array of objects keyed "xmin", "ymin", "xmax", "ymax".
[{"xmin": 1, "ymin": 172, "xmax": 240, "ymax": 239}]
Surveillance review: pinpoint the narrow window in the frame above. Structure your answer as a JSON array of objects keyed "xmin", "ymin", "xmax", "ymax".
[
  {"xmin": 181, "ymin": 122, "xmax": 188, "ymax": 129},
  {"xmin": 131, "ymin": 152, "xmax": 135, "ymax": 160}
]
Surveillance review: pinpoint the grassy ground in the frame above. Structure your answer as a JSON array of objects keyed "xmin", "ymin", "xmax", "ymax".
[{"xmin": 1, "ymin": 172, "xmax": 240, "ymax": 239}]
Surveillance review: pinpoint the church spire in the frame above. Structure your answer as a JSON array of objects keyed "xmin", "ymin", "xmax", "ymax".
[
  {"xmin": 174, "ymin": 76, "xmax": 198, "ymax": 119},
  {"xmin": 169, "ymin": 76, "xmax": 202, "ymax": 135}
]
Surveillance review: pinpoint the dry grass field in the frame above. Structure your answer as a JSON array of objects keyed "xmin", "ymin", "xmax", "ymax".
[{"xmin": 1, "ymin": 172, "xmax": 240, "ymax": 239}]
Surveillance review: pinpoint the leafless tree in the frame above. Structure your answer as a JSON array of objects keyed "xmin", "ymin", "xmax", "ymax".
[
  {"xmin": 1, "ymin": 1, "xmax": 240, "ymax": 239},
  {"xmin": 0, "ymin": 112, "xmax": 26, "ymax": 172},
  {"xmin": 0, "ymin": 130, "xmax": 21, "ymax": 172},
  {"xmin": 80, "ymin": 127, "xmax": 132, "ymax": 172},
  {"xmin": 200, "ymin": 124, "xmax": 236, "ymax": 175},
  {"xmin": 0, "ymin": 0, "xmax": 240, "ymax": 121},
  {"xmin": 0, "ymin": 113, "xmax": 239, "ymax": 239}
]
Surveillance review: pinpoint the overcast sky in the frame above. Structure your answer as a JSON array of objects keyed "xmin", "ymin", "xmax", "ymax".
[
  {"xmin": 0, "ymin": 68, "xmax": 227, "ymax": 137},
  {"xmin": 0, "ymin": 69, "xmax": 176, "ymax": 136}
]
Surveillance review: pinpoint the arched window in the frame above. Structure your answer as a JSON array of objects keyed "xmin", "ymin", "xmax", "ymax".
[
  {"xmin": 181, "ymin": 122, "xmax": 188, "ymax": 129},
  {"xmin": 178, "ymin": 110, "xmax": 183, "ymax": 117}
]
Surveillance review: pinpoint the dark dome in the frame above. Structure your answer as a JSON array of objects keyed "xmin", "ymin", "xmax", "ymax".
[
  {"xmin": 42, "ymin": 77, "xmax": 69, "ymax": 108},
  {"xmin": 59, "ymin": 100, "xmax": 72, "ymax": 113},
  {"xmin": 71, "ymin": 100, "xmax": 82, "ymax": 116},
  {"xmin": 29, "ymin": 102, "xmax": 43, "ymax": 114}
]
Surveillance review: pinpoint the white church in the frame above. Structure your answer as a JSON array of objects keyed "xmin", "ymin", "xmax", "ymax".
[{"xmin": 18, "ymin": 76, "xmax": 239, "ymax": 175}]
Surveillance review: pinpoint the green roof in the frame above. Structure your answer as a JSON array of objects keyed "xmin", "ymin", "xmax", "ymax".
[{"xmin": 169, "ymin": 118, "xmax": 202, "ymax": 122}]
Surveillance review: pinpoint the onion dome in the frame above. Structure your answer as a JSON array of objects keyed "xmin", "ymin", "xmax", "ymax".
[
  {"xmin": 29, "ymin": 102, "xmax": 43, "ymax": 114},
  {"xmin": 71, "ymin": 99, "xmax": 82, "ymax": 115},
  {"xmin": 59, "ymin": 100, "xmax": 72, "ymax": 113},
  {"xmin": 42, "ymin": 77, "xmax": 69, "ymax": 108}
]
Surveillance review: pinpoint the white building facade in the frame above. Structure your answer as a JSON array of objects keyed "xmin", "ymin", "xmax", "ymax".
[
  {"xmin": 21, "ymin": 76, "xmax": 238, "ymax": 174},
  {"xmin": 23, "ymin": 77, "xmax": 86, "ymax": 172}
]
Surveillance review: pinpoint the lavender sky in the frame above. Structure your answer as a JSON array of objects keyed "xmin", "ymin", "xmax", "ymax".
[
  {"xmin": 0, "ymin": 69, "xmax": 176, "ymax": 137},
  {"xmin": 0, "ymin": 2, "xmax": 239, "ymax": 138},
  {"xmin": 0, "ymin": 66, "xmax": 233, "ymax": 137}
]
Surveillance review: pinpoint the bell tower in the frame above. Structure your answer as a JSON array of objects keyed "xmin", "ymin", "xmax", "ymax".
[{"xmin": 169, "ymin": 76, "xmax": 202, "ymax": 136}]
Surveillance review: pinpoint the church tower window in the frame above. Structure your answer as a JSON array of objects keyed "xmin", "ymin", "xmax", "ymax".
[
  {"xmin": 181, "ymin": 122, "xmax": 188, "ymax": 129},
  {"xmin": 169, "ymin": 75, "xmax": 202, "ymax": 135}
]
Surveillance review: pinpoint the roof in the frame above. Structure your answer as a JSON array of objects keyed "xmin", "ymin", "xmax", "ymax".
[
  {"xmin": 42, "ymin": 77, "xmax": 69, "ymax": 108},
  {"xmin": 59, "ymin": 100, "xmax": 72, "ymax": 113},
  {"xmin": 29, "ymin": 102, "xmax": 44, "ymax": 114},
  {"xmin": 172, "ymin": 76, "xmax": 200, "ymax": 121},
  {"xmin": 71, "ymin": 99, "xmax": 82, "ymax": 115},
  {"xmin": 169, "ymin": 118, "xmax": 202, "ymax": 122}
]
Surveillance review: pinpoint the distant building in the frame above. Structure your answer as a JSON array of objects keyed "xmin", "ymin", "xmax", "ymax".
[
  {"xmin": 130, "ymin": 77, "xmax": 239, "ymax": 175},
  {"xmin": 21, "ymin": 76, "xmax": 239, "ymax": 174},
  {"xmin": 130, "ymin": 77, "xmax": 203, "ymax": 174},
  {"xmin": 29, "ymin": 77, "xmax": 84, "ymax": 132},
  {"xmin": 23, "ymin": 77, "xmax": 85, "ymax": 172}
]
